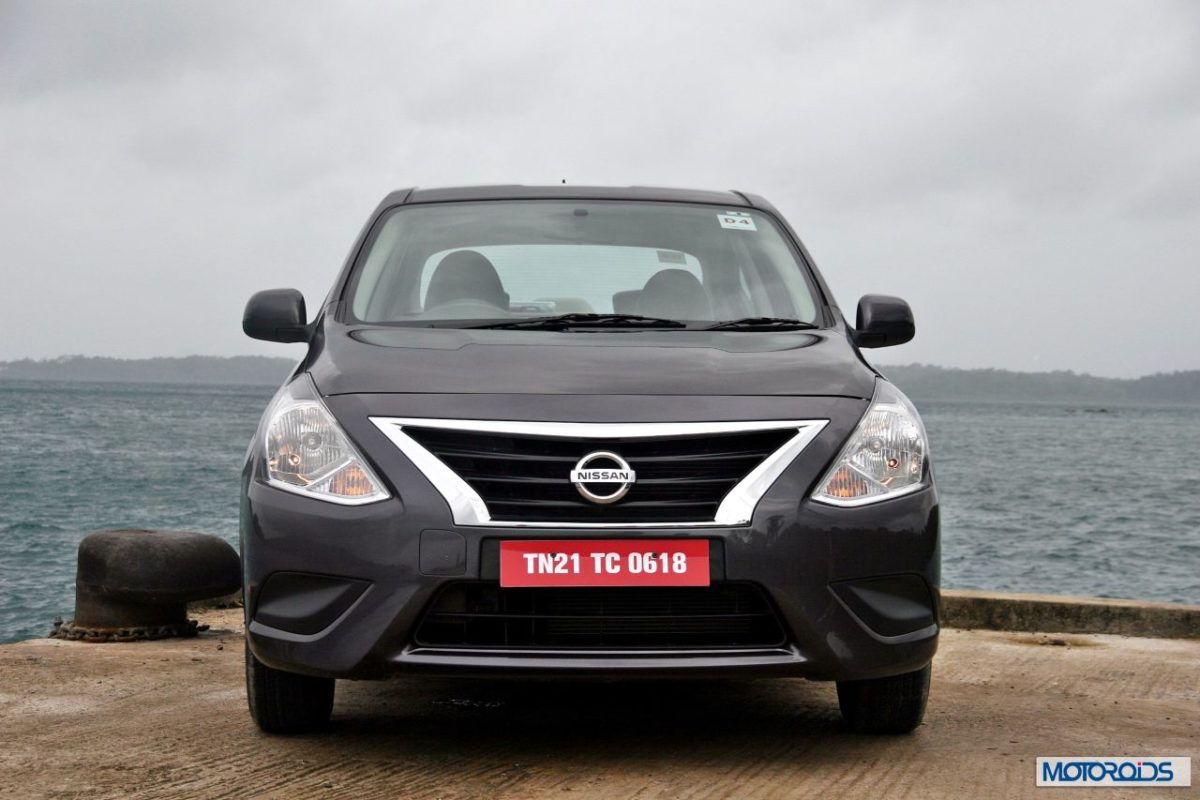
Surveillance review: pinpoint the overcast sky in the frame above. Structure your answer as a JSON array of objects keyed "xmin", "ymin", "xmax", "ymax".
[{"xmin": 2, "ymin": 1, "xmax": 1197, "ymax": 377}]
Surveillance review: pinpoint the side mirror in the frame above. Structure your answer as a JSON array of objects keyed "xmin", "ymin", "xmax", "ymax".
[
  {"xmin": 243, "ymin": 289, "xmax": 309, "ymax": 343},
  {"xmin": 853, "ymin": 294, "xmax": 915, "ymax": 348}
]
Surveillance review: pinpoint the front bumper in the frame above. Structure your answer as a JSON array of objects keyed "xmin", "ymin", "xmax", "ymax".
[{"xmin": 242, "ymin": 472, "xmax": 939, "ymax": 682}]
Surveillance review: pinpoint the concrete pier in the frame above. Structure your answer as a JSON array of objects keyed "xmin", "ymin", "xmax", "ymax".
[
  {"xmin": 1, "ymin": 599, "xmax": 1196, "ymax": 799},
  {"xmin": 941, "ymin": 587, "xmax": 1200, "ymax": 639}
]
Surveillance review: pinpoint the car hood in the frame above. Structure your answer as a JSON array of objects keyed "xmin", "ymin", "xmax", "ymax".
[{"xmin": 307, "ymin": 322, "xmax": 878, "ymax": 399}]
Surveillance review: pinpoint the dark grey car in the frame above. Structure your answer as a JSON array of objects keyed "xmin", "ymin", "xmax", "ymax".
[{"xmin": 241, "ymin": 185, "xmax": 938, "ymax": 735}]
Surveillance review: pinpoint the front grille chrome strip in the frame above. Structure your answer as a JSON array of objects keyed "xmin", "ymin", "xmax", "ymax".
[{"xmin": 368, "ymin": 418, "xmax": 828, "ymax": 528}]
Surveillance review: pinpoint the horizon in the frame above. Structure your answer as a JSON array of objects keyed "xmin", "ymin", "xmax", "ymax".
[{"xmin": 2, "ymin": 352, "xmax": 1197, "ymax": 382}]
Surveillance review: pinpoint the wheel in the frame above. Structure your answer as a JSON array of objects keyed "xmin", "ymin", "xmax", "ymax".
[
  {"xmin": 836, "ymin": 664, "xmax": 930, "ymax": 734},
  {"xmin": 245, "ymin": 640, "xmax": 335, "ymax": 734}
]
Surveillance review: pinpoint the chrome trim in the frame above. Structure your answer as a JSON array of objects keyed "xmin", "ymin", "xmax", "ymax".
[
  {"xmin": 713, "ymin": 423, "xmax": 826, "ymax": 524},
  {"xmin": 369, "ymin": 418, "xmax": 828, "ymax": 528}
]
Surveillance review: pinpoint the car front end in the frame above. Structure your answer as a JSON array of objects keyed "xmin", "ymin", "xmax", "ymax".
[{"xmin": 240, "ymin": 185, "xmax": 938, "ymax": 734}]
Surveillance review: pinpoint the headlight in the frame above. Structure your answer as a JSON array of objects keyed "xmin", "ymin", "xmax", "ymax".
[
  {"xmin": 264, "ymin": 386, "xmax": 389, "ymax": 505},
  {"xmin": 812, "ymin": 380, "xmax": 928, "ymax": 507}
]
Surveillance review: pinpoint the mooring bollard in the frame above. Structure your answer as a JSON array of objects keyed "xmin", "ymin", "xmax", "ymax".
[{"xmin": 50, "ymin": 529, "xmax": 240, "ymax": 642}]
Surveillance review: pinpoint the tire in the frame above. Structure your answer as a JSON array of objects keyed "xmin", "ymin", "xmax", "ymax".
[
  {"xmin": 836, "ymin": 664, "xmax": 930, "ymax": 734},
  {"xmin": 245, "ymin": 640, "xmax": 335, "ymax": 734}
]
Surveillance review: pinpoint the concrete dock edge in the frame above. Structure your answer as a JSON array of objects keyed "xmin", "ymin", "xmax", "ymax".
[{"xmin": 941, "ymin": 588, "xmax": 1200, "ymax": 639}]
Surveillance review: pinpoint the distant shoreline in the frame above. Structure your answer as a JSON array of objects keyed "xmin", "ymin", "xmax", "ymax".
[
  {"xmin": 0, "ymin": 355, "xmax": 296, "ymax": 388},
  {"xmin": 1, "ymin": 355, "xmax": 1197, "ymax": 404}
]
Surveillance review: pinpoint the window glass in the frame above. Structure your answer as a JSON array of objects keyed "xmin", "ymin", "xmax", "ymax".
[{"xmin": 349, "ymin": 200, "xmax": 821, "ymax": 326}]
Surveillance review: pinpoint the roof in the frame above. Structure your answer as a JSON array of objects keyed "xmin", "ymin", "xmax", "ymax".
[{"xmin": 380, "ymin": 185, "xmax": 756, "ymax": 208}]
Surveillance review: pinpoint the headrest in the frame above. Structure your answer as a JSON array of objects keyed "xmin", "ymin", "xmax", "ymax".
[
  {"xmin": 425, "ymin": 251, "xmax": 509, "ymax": 310},
  {"xmin": 635, "ymin": 269, "xmax": 712, "ymax": 320}
]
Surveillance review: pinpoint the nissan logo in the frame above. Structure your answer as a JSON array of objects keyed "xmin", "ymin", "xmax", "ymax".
[{"xmin": 569, "ymin": 451, "xmax": 636, "ymax": 504}]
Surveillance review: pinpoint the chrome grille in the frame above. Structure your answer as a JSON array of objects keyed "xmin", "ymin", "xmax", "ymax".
[
  {"xmin": 402, "ymin": 426, "xmax": 794, "ymax": 523},
  {"xmin": 369, "ymin": 418, "xmax": 827, "ymax": 526}
]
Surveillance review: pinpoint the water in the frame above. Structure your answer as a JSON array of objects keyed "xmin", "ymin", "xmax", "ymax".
[
  {"xmin": 926, "ymin": 400, "xmax": 1200, "ymax": 603},
  {"xmin": 1, "ymin": 381, "xmax": 1198, "ymax": 643},
  {"xmin": 0, "ymin": 381, "xmax": 272, "ymax": 643}
]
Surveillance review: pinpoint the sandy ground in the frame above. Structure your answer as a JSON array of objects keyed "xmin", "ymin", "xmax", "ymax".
[{"xmin": 0, "ymin": 609, "xmax": 1196, "ymax": 800}]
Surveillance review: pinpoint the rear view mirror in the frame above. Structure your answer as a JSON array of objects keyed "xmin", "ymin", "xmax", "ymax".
[
  {"xmin": 853, "ymin": 295, "xmax": 915, "ymax": 348},
  {"xmin": 243, "ymin": 289, "xmax": 309, "ymax": 343}
]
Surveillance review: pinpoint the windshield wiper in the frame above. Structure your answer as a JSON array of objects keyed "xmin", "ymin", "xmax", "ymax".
[
  {"xmin": 705, "ymin": 317, "xmax": 819, "ymax": 331},
  {"xmin": 469, "ymin": 313, "xmax": 686, "ymax": 330}
]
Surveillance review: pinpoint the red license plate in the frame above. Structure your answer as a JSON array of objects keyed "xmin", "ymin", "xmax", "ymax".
[{"xmin": 500, "ymin": 539, "xmax": 710, "ymax": 587}]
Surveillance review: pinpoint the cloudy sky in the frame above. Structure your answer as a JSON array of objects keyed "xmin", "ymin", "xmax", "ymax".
[{"xmin": 1, "ymin": 1, "xmax": 1197, "ymax": 377}]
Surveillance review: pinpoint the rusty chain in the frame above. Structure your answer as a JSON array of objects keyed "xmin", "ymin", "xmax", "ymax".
[{"xmin": 49, "ymin": 616, "xmax": 210, "ymax": 643}]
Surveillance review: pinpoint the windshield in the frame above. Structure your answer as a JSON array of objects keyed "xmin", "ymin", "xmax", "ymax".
[{"xmin": 346, "ymin": 200, "xmax": 823, "ymax": 327}]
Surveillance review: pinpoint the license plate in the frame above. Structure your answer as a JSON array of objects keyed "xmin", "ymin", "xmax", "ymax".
[{"xmin": 499, "ymin": 539, "xmax": 710, "ymax": 587}]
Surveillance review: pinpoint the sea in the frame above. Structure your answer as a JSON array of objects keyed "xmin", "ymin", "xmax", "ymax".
[{"xmin": 1, "ymin": 379, "xmax": 1198, "ymax": 643}]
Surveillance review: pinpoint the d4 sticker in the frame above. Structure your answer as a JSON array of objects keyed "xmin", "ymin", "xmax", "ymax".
[{"xmin": 718, "ymin": 211, "xmax": 757, "ymax": 231}]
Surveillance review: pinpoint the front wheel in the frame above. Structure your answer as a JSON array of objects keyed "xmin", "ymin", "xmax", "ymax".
[
  {"xmin": 836, "ymin": 664, "xmax": 930, "ymax": 734},
  {"xmin": 245, "ymin": 641, "xmax": 335, "ymax": 734}
]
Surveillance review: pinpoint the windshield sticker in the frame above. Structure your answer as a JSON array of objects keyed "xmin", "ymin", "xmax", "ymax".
[
  {"xmin": 657, "ymin": 250, "xmax": 687, "ymax": 265},
  {"xmin": 718, "ymin": 211, "xmax": 757, "ymax": 231}
]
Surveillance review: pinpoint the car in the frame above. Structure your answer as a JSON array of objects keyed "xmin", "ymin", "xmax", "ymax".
[{"xmin": 240, "ymin": 184, "xmax": 938, "ymax": 735}]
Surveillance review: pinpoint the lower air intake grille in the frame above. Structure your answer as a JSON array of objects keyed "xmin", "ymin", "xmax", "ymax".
[{"xmin": 414, "ymin": 582, "xmax": 786, "ymax": 650}]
